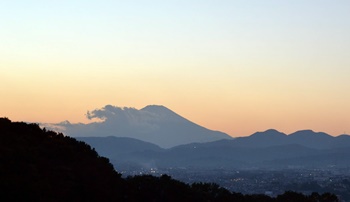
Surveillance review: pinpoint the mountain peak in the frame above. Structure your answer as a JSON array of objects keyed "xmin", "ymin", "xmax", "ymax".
[
  {"xmin": 289, "ymin": 130, "xmax": 331, "ymax": 138},
  {"xmin": 140, "ymin": 105, "xmax": 184, "ymax": 122},
  {"xmin": 265, "ymin": 129, "xmax": 284, "ymax": 133},
  {"xmin": 287, "ymin": 130, "xmax": 333, "ymax": 149},
  {"xmin": 251, "ymin": 129, "xmax": 286, "ymax": 137},
  {"xmin": 141, "ymin": 105, "xmax": 173, "ymax": 113}
]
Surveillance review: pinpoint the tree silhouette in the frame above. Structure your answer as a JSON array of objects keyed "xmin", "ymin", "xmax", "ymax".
[{"xmin": 0, "ymin": 118, "xmax": 124, "ymax": 201}]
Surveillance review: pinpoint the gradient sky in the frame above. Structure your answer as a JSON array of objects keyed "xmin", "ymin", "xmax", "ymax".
[{"xmin": 1, "ymin": 1, "xmax": 349, "ymax": 137}]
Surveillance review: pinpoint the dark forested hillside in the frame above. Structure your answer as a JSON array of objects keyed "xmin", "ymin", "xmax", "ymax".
[
  {"xmin": 0, "ymin": 118, "xmax": 124, "ymax": 201},
  {"xmin": 0, "ymin": 118, "xmax": 339, "ymax": 202}
]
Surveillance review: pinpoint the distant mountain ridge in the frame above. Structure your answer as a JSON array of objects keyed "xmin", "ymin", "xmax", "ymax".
[
  {"xmin": 46, "ymin": 105, "xmax": 232, "ymax": 148},
  {"xmin": 78, "ymin": 129, "xmax": 350, "ymax": 170},
  {"xmin": 229, "ymin": 129, "xmax": 350, "ymax": 149}
]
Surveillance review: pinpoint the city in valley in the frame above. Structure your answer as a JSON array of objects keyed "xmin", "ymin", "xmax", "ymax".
[{"xmin": 122, "ymin": 167, "xmax": 350, "ymax": 201}]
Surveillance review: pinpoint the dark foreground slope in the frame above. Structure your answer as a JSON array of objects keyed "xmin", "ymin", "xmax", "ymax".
[
  {"xmin": 0, "ymin": 118, "xmax": 338, "ymax": 202},
  {"xmin": 0, "ymin": 118, "xmax": 124, "ymax": 201}
]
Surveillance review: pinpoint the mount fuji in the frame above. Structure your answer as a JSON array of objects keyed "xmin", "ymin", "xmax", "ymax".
[{"xmin": 45, "ymin": 105, "xmax": 232, "ymax": 148}]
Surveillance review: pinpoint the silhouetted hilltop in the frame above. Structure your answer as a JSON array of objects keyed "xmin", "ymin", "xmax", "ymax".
[
  {"xmin": 233, "ymin": 129, "xmax": 288, "ymax": 148},
  {"xmin": 241, "ymin": 129, "xmax": 350, "ymax": 149},
  {"xmin": 0, "ymin": 118, "xmax": 124, "ymax": 201}
]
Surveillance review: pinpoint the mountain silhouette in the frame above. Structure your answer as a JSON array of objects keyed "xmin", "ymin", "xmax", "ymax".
[
  {"xmin": 231, "ymin": 129, "xmax": 288, "ymax": 148},
  {"xmin": 242, "ymin": 129, "xmax": 348, "ymax": 149},
  {"xmin": 207, "ymin": 129, "xmax": 350, "ymax": 149},
  {"xmin": 287, "ymin": 130, "xmax": 334, "ymax": 149},
  {"xmin": 47, "ymin": 105, "xmax": 232, "ymax": 148},
  {"xmin": 80, "ymin": 129, "xmax": 350, "ymax": 170}
]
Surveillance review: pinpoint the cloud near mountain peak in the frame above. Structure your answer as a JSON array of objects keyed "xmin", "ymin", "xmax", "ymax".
[
  {"xmin": 86, "ymin": 105, "xmax": 184, "ymax": 125},
  {"xmin": 86, "ymin": 105, "xmax": 138, "ymax": 121}
]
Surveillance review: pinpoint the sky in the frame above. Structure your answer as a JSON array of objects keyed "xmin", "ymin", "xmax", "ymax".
[{"xmin": 1, "ymin": 1, "xmax": 349, "ymax": 137}]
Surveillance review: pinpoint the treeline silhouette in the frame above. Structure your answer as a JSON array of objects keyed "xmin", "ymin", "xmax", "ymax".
[{"xmin": 0, "ymin": 118, "xmax": 339, "ymax": 202}]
